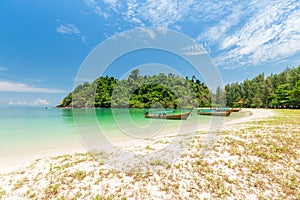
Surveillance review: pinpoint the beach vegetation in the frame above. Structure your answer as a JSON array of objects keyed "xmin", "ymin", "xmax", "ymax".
[
  {"xmin": 13, "ymin": 177, "xmax": 29, "ymax": 190},
  {"xmin": 59, "ymin": 65, "xmax": 300, "ymax": 109},
  {"xmin": 145, "ymin": 145, "xmax": 152, "ymax": 150},
  {"xmin": 70, "ymin": 170, "xmax": 87, "ymax": 181},
  {"xmin": 166, "ymin": 163, "xmax": 171, "ymax": 169},
  {"xmin": 49, "ymin": 163, "xmax": 54, "ymax": 184},
  {"xmin": 174, "ymin": 164, "xmax": 180, "ymax": 169},
  {"xmin": 225, "ymin": 65, "xmax": 300, "ymax": 108},
  {"xmin": 44, "ymin": 183, "xmax": 60, "ymax": 199},
  {"xmin": 0, "ymin": 187, "xmax": 6, "ymax": 198},
  {"xmin": 94, "ymin": 194, "xmax": 115, "ymax": 200},
  {"xmin": 150, "ymin": 159, "xmax": 164, "ymax": 166},
  {"xmin": 58, "ymin": 70, "xmax": 210, "ymax": 108},
  {"xmin": 28, "ymin": 192, "xmax": 37, "ymax": 199}
]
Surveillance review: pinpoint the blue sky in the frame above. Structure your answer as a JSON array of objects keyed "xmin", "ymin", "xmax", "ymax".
[{"xmin": 0, "ymin": 0, "xmax": 300, "ymax": 107}]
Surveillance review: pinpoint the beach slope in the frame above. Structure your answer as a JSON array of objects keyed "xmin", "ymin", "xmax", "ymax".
[{"xmin": 0, "ymin": 109, "xmax": 299, "ymax": 199}]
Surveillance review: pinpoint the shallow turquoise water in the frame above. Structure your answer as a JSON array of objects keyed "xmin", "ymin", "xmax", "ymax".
[
  {"xmin": 0, "ymin": 108, "xmax": 77, "ymax": 158},
  {"xmin": 0, "ymin": 107, "xmax": 242, "ymax": 162}
]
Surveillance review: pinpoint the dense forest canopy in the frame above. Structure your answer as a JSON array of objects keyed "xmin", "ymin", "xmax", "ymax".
[
  {"xmin": 59, "ymin": 66, "xmax": 300, "ymax": 109},
  {"xmin": 224, "ymin": 65, "xmax": 300, "ymax": 108},
  {"xmin": 58, "ymin": 70, "xmax": 211, "ymax": 108}
]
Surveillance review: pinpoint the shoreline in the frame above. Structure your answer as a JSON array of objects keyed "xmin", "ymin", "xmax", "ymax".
[
  {"xmin": 1, "ymin": 108, "xmax": 298, "ymax": 199},
  {"xmin": 0, "ymin": 108, "xmax": 274, "ymax": 173}
]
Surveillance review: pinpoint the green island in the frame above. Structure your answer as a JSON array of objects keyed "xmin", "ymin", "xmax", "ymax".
[
  {"xmin": 58, "ymin": 69, "xmax": 211, "ymax": 108},
  {"xmin": 59, "ymin": 66, "xmax": 300, "ymax": 109}
]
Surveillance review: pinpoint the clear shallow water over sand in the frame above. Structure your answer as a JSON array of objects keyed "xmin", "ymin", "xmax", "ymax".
[{"xmin": 0, "ymin": 107, "xmax": 244, "ymax": 167}]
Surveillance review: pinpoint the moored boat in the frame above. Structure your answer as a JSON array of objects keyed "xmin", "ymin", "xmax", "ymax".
[
  {"xmin": 231, "ymin": 108, "xmax": 241, "ymax": 112},
  {"xmin": 197, "ymin": 109, "xmax": 231, "ymax": 116},
  {"xmin": 210, "ymin": 107, "xmax": 231, "ymax": 111},
  {"xmin": 145, "ymin": 108, "xmax": 193, "ymax": 120}
]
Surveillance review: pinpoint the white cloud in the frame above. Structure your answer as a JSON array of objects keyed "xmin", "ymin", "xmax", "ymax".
[
  {"xmin": 56, "ymin": 24, "xmax": 80, "ymax": 35},
  {"xmin": 83, "ymin": 0, "xmax": 300, "ymax": 68},
  {"xmin": 8, "ymin": 99, "xmax": 50, "ymax": 106},
  {"xmin": 33, "ymin": 99, "xmax": 50, "ymax": 105},
  {"xmin": 140, "ymin": 28, "xmax": 156, "ymax": 40},
  {"xmin": 0, "ymin": 67, "xmax": 5, "ymax": 71},
  {"xmin": 198, "ymin": 0, "xmax": 300, "ymax": 68},
  {"xmin": 56, "ymin": 23, "xmax": 88, "ymax": 45},
  {"xmin": 103, "ymin": 0, "xmax": 118, "ymax": 10},
  {"xmin": 103, "ymin": 0, "xmax": 116, "ymax": 4},
  {"xmin": 174, "ymin": 25, "xmax": 181, "ymax": 31},
  {"xmin": 131, "ymin": 0, "xmax": 196, "ymax": 28},
  {"xmin": 179, "ymin": 44, "xmax": 207, "ymax": 56},
  {"xmin": 84, "ymin": 0, "xmax": 197, "ymax": 28},
  {"xmin": 84, "ymin": 0, "xmax": 109, "ymax": 18},
  {"xmin": 81, "ymin": 35, "xmax": 88, "ymax": 44},
  {"xmin": 197, "ymin": 6, "xmax": 243, "ymax": 43},
  {"xmin": 0, "ymin": 81, "xmax": 65, "ymax": 93},
  {"xmin": 123, "ymin": 0, "xmax": 144, "ymax": 27}
]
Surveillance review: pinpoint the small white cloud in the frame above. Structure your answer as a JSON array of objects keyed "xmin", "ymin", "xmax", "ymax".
[
  {"xmin": 56, "ymin": 24, "xmax": 80, "ymax": 35},
  {"xmin": 84, "ymin": 0, "xmax": 109, "ymax": 18},
  {"xmin": 81, "ymin": 35, "xmax": 88, "ymax": 44},
  {"xmin": 141, "ymin": 28, "xmax": 156, "ymax": 40},
  {"xmin": 8, "ymin": 99, "xmax": 50, "ymax": 106},
  {"xmin": 0, "ymin": 67, "xmax": 6, "ymax": 71},
  {"xmin": 143, "ymin": 0, "xmax": 197, "ymax": 28},
  {"xmin": 103, "ymin": 0, "xmax": 117, "ymax": 7},
  {"xmin": 174, "ymin": 25, "xmax": 182, "ymax": 31},
  {"xmin": 8, "ymin": 100, "xmax": 28, "ymax": 106},
  {"xmin": 56, "ymin": 23, "xmax": 88, "ymax": 45},
  {"xmin": 114, "ymin": 28, "xmax": 156, "ymax": 43},
  {"xmin": 33, "ymin": 99, "xmax": 50, "ymax": 105},
  {"xmin": 179, "ymin": 44, "xmax": 207, "ymax": 56},
  {"xmin": 0, "ymin": 81, "xmax": 65, "ymax": 93}
]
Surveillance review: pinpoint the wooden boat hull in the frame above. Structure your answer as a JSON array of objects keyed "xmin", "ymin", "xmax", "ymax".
[
  {"xmin": 145, "ymin": 110, "xmax": 192, "ymax": 120},
  {"xmin": 197, "ymin": 110, "xmax": 231, "ymax": 116},
  {"xmin": 231, "ymin": 108, "xmax": 241, "ymax": 112}
]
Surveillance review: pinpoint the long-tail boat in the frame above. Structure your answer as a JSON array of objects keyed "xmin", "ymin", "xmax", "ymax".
[
  {"xmin": 211, "ymin": 107, "xmax": 241, "ymax": 112},
  {"xmin": 231, "ymin": 108, "xmax": 241, "ymax": 112},
  {"xmin": 197, "ymin": 109, "xmax": 231, "ymax": 116},
  {"xmin": 144, "ymin": 108, "xmax": 193, "ymax": 120}
]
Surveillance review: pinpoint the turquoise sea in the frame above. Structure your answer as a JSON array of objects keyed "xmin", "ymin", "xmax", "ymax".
[{"xmin": 0, "ymin": 107, "xmax": 244, "ymax": 168}]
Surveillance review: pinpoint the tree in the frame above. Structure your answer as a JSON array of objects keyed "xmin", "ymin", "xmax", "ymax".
[
  {"xmin": 215, "ymin": 86, "xmax": 226, "ymax": 107},
  {"xmin": 58, "ymin": 71, "xmax": 211, "ymax": 109},
  {"xmin": 290, "ymin": 80, "xmax": 300, "ymax": 107},
  {"xmin": 224, "ymin": 65, "xmax": 300, "ymax": 108}
]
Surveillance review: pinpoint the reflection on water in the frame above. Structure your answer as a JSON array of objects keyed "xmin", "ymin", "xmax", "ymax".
[{"xmin": 61, "ymin": 108, "xmax": 74, "ymax": 124}]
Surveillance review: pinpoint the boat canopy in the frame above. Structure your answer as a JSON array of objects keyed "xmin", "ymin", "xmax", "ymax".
[{"xmin": 155, "ymin": 110, "xmax": 174, "ymax": 114}]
